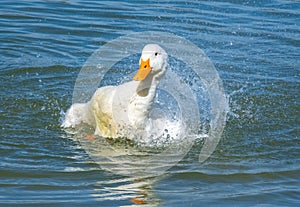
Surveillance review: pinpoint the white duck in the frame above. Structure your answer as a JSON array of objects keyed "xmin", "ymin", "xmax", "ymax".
[{"xmin": 62, "ymin": 44, "xmax": 168, "ymax": 139}]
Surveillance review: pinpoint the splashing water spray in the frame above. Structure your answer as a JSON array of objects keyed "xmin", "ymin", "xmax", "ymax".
[{"xmin": 67, "ymin": 31, "xmax": 228, "ymax": 177}]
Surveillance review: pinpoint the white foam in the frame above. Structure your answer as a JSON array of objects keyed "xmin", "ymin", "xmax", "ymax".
[
  {"xmin": 138, "ymin": 117, "xmax": 185, "ymax": 146},
  {"xmin": 61, "ymin": 103, "xmax": 189, "ymax": 147},
  {"xmin": 61, "ymin": 102, "xmax": 94, "ymax": 128}
]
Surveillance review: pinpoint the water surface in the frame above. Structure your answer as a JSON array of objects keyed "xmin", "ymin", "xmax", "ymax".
[{"xmin": 0, "ymin": 0, "xmax": 299, "ymax": 206}]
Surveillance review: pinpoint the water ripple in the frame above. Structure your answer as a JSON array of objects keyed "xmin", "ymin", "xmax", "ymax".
[{"xmin": 0, "ymin": 0, "xmax": 299, "ymax": 206}]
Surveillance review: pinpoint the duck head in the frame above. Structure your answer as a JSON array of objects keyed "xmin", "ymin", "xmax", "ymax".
[{"xmin": 133, "ymin": 44, "xmax": 168, "ymax": 81}]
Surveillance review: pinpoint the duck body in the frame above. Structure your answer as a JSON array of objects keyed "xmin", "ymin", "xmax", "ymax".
[
  {"xmin": 88, "ymin": 79, "xmax": 155, "ymax": 138},
  {"xmin": 62, "ymin": 44, "xmax": 168, "ymax": 139}
]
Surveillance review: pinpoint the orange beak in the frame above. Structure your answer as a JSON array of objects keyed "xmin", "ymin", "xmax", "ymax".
[{"xmin": 133, "ymin": 58, "xmax": 151, "ymax": 81}]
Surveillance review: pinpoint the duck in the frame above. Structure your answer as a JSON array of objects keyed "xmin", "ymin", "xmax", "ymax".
[{"xmin": 62, "ymin": 44, "xmax": 168, "ymax": 139}]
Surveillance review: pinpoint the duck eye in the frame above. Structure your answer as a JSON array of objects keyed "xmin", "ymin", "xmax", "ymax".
[{"xmin": 155, "ymin": 52, "xmax": 158, "ymax": 56}]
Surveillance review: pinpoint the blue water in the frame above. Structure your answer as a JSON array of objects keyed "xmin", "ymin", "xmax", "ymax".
[{"xmin": 1, "ymin": 0, "xmax": 299, "ymax": 206}]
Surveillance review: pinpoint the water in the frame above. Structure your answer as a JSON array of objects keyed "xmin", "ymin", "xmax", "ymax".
[{"xmin": 1, "ymin": 0, "xmax": 299, "ymax": 206}]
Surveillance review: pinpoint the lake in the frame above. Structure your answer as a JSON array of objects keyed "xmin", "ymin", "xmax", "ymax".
[{"xmin": 0, "ymin": 0, "xmax": 299, "ymax": 206}]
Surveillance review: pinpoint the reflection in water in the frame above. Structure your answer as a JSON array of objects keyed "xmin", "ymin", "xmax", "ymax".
[
  {"xmin": 92, "ymin": 176, "xmax": 161, "ymax": 206},
  {"xmin": 69, "ymin": 128, "xmax": 194, "ymax": 205},
  {"xmin": 64, "ymin": 125, "xmax": 201, "ymax": 206}
]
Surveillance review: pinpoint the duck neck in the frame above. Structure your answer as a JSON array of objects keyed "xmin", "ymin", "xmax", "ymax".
[
  {"xmin": 136, "ymin": 69, "xmax": 165, "ymax": 99},
  {"xmin": 129, "ymin": 68, "xmax": 166, "ymax": 128}
]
